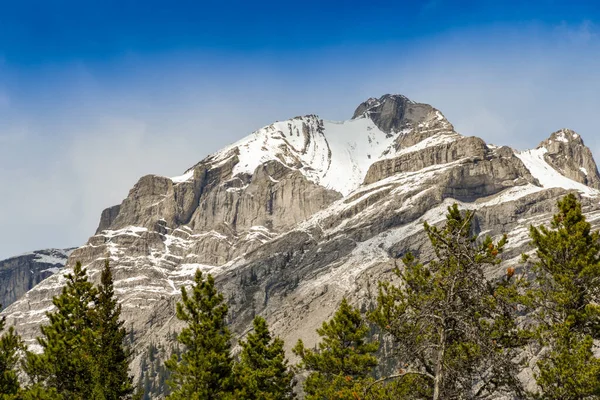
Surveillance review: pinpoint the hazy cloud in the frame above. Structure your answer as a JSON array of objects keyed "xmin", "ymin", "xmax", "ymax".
[
  {"xmin": 555, "ymin": 20, "xmax": 597, "ymax": 44},
  {"xmin": 2, "ymin": 22, "xmax": 600, "ymax": 258}
]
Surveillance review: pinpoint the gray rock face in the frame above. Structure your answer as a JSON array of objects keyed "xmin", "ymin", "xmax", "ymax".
[
  {"xmin": 0, "ymin": 248, "xmax": 74, "ymax": 310},
  {"xmin": 538, "ymin": 128, "xmax": 600, "ymax": 189},
  {"xmin": 96, "ymin": 204, "xmax": 121, "ymax": 234},
  {"xmin": 352, "ymin": 94, "xmax": 440, "ymax": 134},
  {"xmin": 3, "ymin": 94, "xmax": 600, "ymax": 397}
]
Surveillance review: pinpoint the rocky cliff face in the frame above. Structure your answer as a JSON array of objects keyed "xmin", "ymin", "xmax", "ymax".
[
  {"xmin": 538, "ymin": 128, "xmax": 600, "ymax": 189},
  {"xmin": 352, "ymin": 94, "xmax": 437, "ymax": 134},
  {"xmin": 3, "ymin": 94, "xmax": 600, "ymax": 396},
  {"xmin": 0, "ymin": 248, "xmax": 73, "ymax": 310}
]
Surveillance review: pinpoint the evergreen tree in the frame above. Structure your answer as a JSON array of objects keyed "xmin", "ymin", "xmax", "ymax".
[
  {"xmin": 520, "ymin": 193, "xmax": 600, "ymax": 399},
  {"xmin": 293, "ymin": 298, "xmax": 379, "ymax": 400},
  {"xmin": 0, "ymin": 305, "xmax": 24, "ymax": 398},
  {"xmin": 17, "ymin": 384, "xmax": 63, "ymax": 400},
  {"xmin": 24, "ymin": 261, "xmax": 98, "ymax": 398},
  {"xmin": 233, "ymin": 316, "xmax": 295, "ymax": 400},
  {"xmin": 371, "ymin": 204, "xmax": 523, "ymax": 400},
  {"xmin": 165, "ymin": 270, "xmax": 233, "ymax": 400},
  {"xmin": 90, "ymin": 260, "xmax": 135, "ymax": 399}
]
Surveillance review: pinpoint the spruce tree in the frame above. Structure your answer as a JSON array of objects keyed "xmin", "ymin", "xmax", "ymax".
[
  {"xmin": 371, "ymin": 204, "xmax": 523, "ymax": 400},
  {"xmin": 165, "ymin": 270, "xmax": 233, "ymax": 400},
  {"xmin": 24, "ymin": 261, "xmax": 98, "ymax": 398},
  {"xmin": 0, "ymin": 304, "xmax": 24, "ymax": 398},
  {"xmin": 520, "ymin": 193, "xmax": 600, "ymax": 399},
  {"xmin": 18, "ymin": 384, "xmax": 63, "ymax": 400},
  {"xmin": 233, "ymin": 316, "xmax": 295, "ymax": 400},
  {"xmin": 90, "ymin": 260, "xmax": 135, "ymax": 399},
  {"xmin": 293, "ymin": 298, "xmax": 379, "ymax": 400}
]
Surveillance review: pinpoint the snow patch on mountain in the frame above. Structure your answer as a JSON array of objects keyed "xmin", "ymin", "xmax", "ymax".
[
  {"xmin": 318, "ymin": 118, "xmax": 398, "ymax": 195},
  {"xmin": 40, "ymin": 267, "xmax": 61, "ymax": 274},
  {"xmin": 34, "ymin": 254, "xmax": 68, "ymax": 265},
  {"xmin": 101, "ymin": 226, "xmax": 149, "ymax": 239},
  {"xmin": 394, "ymin": 132, "xmax": 460, "ymax": 158},
  {"xmin": 201, "ymin": 116, "xmax": 399, "ymax": 195},
  {"xmin": 516, "ymin": 147, "xmax": 598, "ymax": 197},
  {"xmin": 171, "ymin": 170, "xmax": 194, "ymax": 183},
  {"xmin": 31, "ymin": 248, "xmax": 74, "ymax": 267},
  {"xmin": 556, "ymin": 131, "xmax": 570, "ymax": 143}
]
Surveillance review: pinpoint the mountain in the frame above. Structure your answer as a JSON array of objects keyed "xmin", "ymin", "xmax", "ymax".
[
  {"xmin": 0, "ymin": 248, "xmax": 74, "ymax": 311},
  {"xmin": 3, "ymin": 94, "xmax": 600, "ymax": 395}
]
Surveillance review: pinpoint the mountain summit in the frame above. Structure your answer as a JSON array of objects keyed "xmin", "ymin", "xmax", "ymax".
[
  {"xmin": 3, "ymin": 94, "xmax": 600, "ymax": 394},
  {"xmin": 352, "ymin": 93, "xmax": 446, "ymax": 134},
  {"xmin": 538, "ymin": 128, "xmax": 600, "ymax": 189}
]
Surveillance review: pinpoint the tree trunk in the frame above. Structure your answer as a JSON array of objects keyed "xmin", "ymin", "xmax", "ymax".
[{"xmin": 433, "ymin": 327, "xmax": 446, "ymax": 400}]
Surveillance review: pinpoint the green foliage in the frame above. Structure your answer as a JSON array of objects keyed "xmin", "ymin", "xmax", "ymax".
[
  {"xmin": 371, "ymin": 204, "xmax": 523, "ymax": 399},
  {"xmin": 24, "ymin": 261, "xmax": 98, "ymax": 398},
  {"xmin": 526, "ymin": 193, "xmax": 600, "ymax": 335},
  {"xmin": 0, "ymin": 304, "xmax": 25, "ymax": 398},
  {"xmin": 232, "ymin": 316, "xmax": 295, "ymax": 399},
  {"xmin": 23, "ymin": 261, "xmax": 135, "ymax": 399},
  {"xmin": 520, "ymin": 193, "xmax": 600, "ymax": 399},
  {"xmin": 293, "ymin": 298, "xmax": 379, "ymax": 400},
  {"xmin": 16, "ymin": 384, "xmax": 63, "ymax": 400},
  {"xmin": 534, "ymin": 329, "xmax": 600, "ymax": 399},
  {"xmin": 90, "ymin": 260, "xmax": 135, "ymax": 399},
  {"xmin": 165, "ymin": 270, "xmax": 233, "ymax": 400}
]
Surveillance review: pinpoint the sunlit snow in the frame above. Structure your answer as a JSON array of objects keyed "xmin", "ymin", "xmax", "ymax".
[
  {"xmin": 516, "ymin": 147, "xmax": 598, "ymax": 197},
  {"xmin": 204, "ymin": 116, "xmax": 398, "ymax": 195},
  {"xmin": 171, "ymin": 170, "xmax": 194, "ymax": 183}
]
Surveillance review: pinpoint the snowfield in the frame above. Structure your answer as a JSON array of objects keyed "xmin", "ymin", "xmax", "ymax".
[
  {"xmin": 170, "ymin": 112, "xmax": 459, "ymax": 196},
  {"xmin": 516, "ymin": 147, "xmax": 598, "ymax": 197}
]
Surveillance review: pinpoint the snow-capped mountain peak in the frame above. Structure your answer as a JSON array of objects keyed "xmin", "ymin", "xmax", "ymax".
[
  {"xmin": 545, "ymin": 128, "xmax": 583, "ymax": 145},
  {"xmin": 196, "ymin": 114, "xmax": 397, "ymax": 196},
  {"xmin": 173, "ymin": 95, "xmax": 459, "ymax": 196},
  {"xmin": 529, "ymin": 128, "xmax": 600, "ymax": 190}
]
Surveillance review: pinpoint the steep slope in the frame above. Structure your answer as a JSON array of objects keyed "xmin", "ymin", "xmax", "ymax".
[
  {"xmin": 0, "ymin": 248, "xmax": 74, "ymax": 310},
  {"xmin": 535, "ymin": 128, "xmax": 600, "ymax": 189},
  {"xmin": 3, "ymin": 94, "xmax": 600, "ymax": 395}
]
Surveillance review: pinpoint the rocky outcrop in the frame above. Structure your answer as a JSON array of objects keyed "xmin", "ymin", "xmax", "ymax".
[
  {"xmin": 189, "ymin": 160, "xmax": 342, "ymax": 233},
  {"xmin": 0, "ymin": 248, "xmax": 74, "ymax": 310},
  {"xmin": 352, "ymin": 94, "xmax": 439, "ymax": 134},
  {"xmin": 365, "ymin": 136, "xmax": 531, "ymax": 185},
  {"xmin": 96, "ymin": 204, "xmax": 121, "ymax": 234},
  {"xmin": 3, "ymin": 94, "xmax": 600, "ymax": 398},
  {"xmin": 539, "ymin": 128, "xmax": 600, "ymax": 189}
]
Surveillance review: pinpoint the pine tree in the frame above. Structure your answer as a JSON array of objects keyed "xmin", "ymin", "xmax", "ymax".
[
  {"xmin": 165, "ymin": 270, "xmax": 233, "ymax": 400},
  {"xmin": 90, "ymin": 260, "xmax": 135, "ymax": 399},
  {"xmin": 17, "ymin": 384, "xmax": 63, "ymax": 400},
  {"xmin": 0, "ymin": 304, "xmax": 25, "ymax": 398},
  {"xmin": 293, "ymin": 298, "xmax": 379, "ymax": 400},
  {"xmin": 371, "ymin": 204, "xmax": 523, "ymax": 400},
  {"xmin": 233, "ymin": 316, "xmax": 295, "ymax": 400},
  {"xmin": 520, "ymin": 193, "xmax": 600, "ymax": 399},
  {"xmin": 24, "ymin": 261, "xmax": 98, "ymax": 398}
]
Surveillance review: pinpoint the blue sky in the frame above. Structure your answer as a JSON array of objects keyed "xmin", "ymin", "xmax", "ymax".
[
  {"xmin": 1, "ymin": 0, "xmax": 600, "ymax": 258},
  {"xmin": 2, "ymin": 1, "xmax": 599, "ymax": 63}
]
